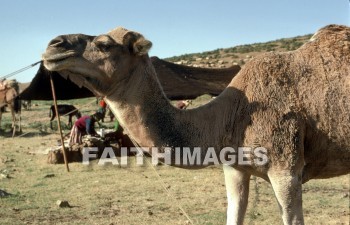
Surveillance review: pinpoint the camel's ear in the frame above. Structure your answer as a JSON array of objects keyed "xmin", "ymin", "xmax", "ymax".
[{"xmin": 123, "ymin": 31, "xmax": 152, "ymax": 56}]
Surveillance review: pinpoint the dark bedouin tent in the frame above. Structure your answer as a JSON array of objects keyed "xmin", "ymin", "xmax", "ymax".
[{"xmin": 20, "ymin": 57, "xmax": 240, "ymax": 100}]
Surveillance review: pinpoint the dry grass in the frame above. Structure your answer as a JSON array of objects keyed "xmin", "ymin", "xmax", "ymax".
[{"xmin": 0, "ymin": 98, "xmax": 348, "ymax": 224}]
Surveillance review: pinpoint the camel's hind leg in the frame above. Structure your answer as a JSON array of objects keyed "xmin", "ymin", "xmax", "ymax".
[
  {"xmin": 15, "ymin": 111, "xmax": 21, "ymax": 134},
  {"xmin": 223, "ymin": 164, "xmax": 250, "ymax": 225},
  {"xmin": 268, "ymin": 170, "xmax": 304, "ymax": 225}
]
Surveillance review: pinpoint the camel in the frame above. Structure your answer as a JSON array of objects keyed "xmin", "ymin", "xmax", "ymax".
[
  {"xmin": 42, "ymin": 24, "xmax": 350, "ymax": 225},
  {"xmin": 48, "ymin": 104, "xmax": 81, "ymax": 129},
  {"xmin": 0, "ymin": 79, "xmax": 21, "ymax": 136}
]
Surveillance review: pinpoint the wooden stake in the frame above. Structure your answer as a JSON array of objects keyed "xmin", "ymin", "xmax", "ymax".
[{"xmin": 49, "ymin": 74, "xmax": 70, "ymax": 172}]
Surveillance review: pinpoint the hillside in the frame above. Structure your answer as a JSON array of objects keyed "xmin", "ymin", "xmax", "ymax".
[{"xmin": 165, "ymin": 34, "xmax": 313, "ymax": 68}]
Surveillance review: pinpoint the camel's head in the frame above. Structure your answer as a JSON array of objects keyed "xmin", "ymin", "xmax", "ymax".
[{"xmin": 42, "ymin": 27, "xmax": 152, "ymax": 96}]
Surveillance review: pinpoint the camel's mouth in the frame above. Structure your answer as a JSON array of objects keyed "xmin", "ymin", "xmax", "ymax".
[
  {"xmin": 42, "ymin": 51, "xmax": 77, "ymax": 71},
  {"xmin": 42, "ymin": 50, "xmax": 76, "ymax": 61},
  {"xmin": 42, "ymin": 48, "xmax": 107, "ymax": 92}
]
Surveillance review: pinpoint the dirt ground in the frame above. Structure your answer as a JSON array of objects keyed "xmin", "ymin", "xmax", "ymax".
[{"xmin": 0, "ymin": 99, "xmax": 349, "ymax": 225}]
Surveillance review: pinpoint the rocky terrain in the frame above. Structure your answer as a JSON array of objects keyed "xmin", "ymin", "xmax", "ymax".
[{"xmin": 166, "ymin": 34, "xmax": 312, "ymax": 68}]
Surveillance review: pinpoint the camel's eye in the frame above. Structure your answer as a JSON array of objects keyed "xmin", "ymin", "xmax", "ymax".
[
  {"xmin": 93, "ymin": 35, "xmax": 115, "ymax": 52},
  {"xmin": 95, "ymin": 42, "xmax": 111, "ymax": 52}
]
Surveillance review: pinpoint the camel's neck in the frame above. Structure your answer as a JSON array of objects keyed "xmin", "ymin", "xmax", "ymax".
[{"xmin": 105, "ymin": 57, "xmax": 244, "ymax": 151}]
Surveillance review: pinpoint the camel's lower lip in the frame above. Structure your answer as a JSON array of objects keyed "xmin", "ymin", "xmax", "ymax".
[
  {"xmin": 42, "ymin": 51, "xmax": 76, "ymax": 62},
  {"xmin": 42, "ymin": 51, "xmax": 77, "ymax": 71},
  {"xmin": 43, "ymin": 58, "xmax": 66, "ymax": 71}
]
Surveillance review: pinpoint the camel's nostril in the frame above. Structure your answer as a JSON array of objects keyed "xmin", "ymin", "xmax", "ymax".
[{"xmin": 48, "ymin": 36, "xmax": 66, "ymax": 47}]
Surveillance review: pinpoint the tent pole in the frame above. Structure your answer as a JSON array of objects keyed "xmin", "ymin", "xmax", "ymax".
[{"xmin": 49, "ymin": 74, "xmax": 70, "ymax": 172}]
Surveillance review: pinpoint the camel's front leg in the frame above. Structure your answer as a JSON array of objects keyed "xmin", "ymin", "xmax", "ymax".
[
  {"xmin": 9, "ymin": 105, "xmax": 15, "ymax": 130},
  {"xmin": 268, "ymin": 170, "xmax": 304, "ymax": 225},
  {"xmin": 10, "ymin": 105, "xmax": 17, "ymax": 137},
  {"xmin": 223, "ymin": 165, "xmax": 250, "ymax": 225},
  {"xmin": 17, "ymin": 112, "xmax": 21, "ymax": 133}
]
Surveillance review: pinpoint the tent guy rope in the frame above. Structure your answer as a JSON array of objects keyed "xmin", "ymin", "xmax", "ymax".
[{"xmin": 0, "ymin": 60, "xmax": 42, "ymax": 81}]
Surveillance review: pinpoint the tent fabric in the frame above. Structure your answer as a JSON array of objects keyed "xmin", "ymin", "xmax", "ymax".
[
  {"xmin": 20, "ymin": 64, "xmax": 93, "ymax": 100},
  {"xmin": 20, "ymin": 57, "xmax": 240, "ymax": 100}
]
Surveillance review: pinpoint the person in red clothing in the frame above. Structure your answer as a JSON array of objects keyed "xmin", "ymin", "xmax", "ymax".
[
  {"xmin": 176, "ymin": 100, "xmax": 191, "ymax": 109},
  {"xmin": 99, "ymin": 99, "xmax": 107, "ymax": 108},
  {"xmin": 75, "ymin": 115, "xmax": 97, "ymax": 135},
  {"xmin": 68, "ymin": 112, "xmax": 103, "ymax": 145},
  {"xmin": 98, "ymin": 99, "xmax": 107, "ymax": 122}
]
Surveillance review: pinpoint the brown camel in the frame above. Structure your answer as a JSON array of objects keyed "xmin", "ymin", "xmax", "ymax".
[
  {"xmin": 42, "ymin": 24, "xmax": 350, "ymax": 225},
  {"xmin": 0, "ymin": 80, "xmax": 21, "ymax": 136}
]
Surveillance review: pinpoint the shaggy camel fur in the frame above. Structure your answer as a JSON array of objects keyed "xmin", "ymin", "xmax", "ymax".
[
  {"xmin": 42, "ymin": 24, "xmax": 350, "ymax": 225},
  {"xmin": 0, "ymin": 80, "xmax": 21, "ymax": 136}
]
